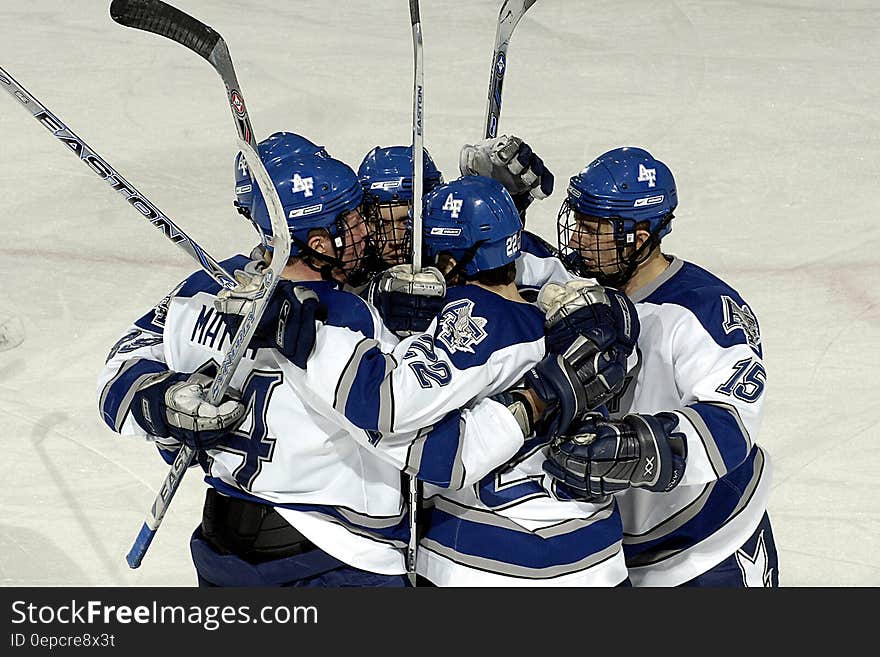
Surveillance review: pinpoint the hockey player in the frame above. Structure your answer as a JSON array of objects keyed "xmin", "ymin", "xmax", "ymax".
[
  {"xmin": 363, "ymin": 135, "xmax": 569, "ymax": 342},
  {"xmin": 98, "ymin": 150, "xmax": 625, "ymax": 587},
  {"xmin": 99, "ymin": 151, "xmax": 413, "ymax": 586},
  {"xmin": 356, "ymin": 145, "xmax": 449, "ymax": 335},
  {"xmin": 281, "ymin": 174, "xmax": 637, "ymax": 448},
  {"xmin": 411, "ymin": 175, "xmax": 647, "ymax": 587},
  {"xmin": 545, "ymin": 147, "xmax": 778, "ymax": 587},
  {"xmin": 357, "ymin": 145, "xmax": 444, "ymax": 269}
]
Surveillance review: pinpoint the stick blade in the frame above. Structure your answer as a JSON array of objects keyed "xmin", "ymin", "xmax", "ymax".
[{"xmin": 109, "ymin": 0, "xmax": 221, "ymax": 62}]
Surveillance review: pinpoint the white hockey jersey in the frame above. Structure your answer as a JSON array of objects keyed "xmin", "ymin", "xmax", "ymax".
[
  {"xmin": 611, "ymin": 256, "xmax": 771, "ymax": 586},
  {"xmin": 514, "ymin": 243, "xmax": 771, "ymax": 586},
  {"xmin": 411, "ymin": 251, "xmax": 628, "ymax": 587},
  {"xmin": 97, "ymin": 255, "xmax": 530, "ymax": 575}
]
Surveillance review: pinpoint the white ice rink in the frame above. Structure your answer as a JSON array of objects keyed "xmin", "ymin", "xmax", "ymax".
[{"xmin": 0, "ymin": 0, "xmax": 878, "ymax": 587}]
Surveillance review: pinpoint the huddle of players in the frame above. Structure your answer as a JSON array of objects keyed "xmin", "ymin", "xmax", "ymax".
[{"xmin": 97, "ymin": 131, "xmax": 778, "ymax": 587}]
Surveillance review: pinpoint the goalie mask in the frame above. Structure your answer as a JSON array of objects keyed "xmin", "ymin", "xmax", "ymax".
[
  {"xmin": 422, "ymin": 175, "xmax": 522, "ymax": 279},
  {"xmin": 557, "ymin": 147, "xmax": 677, "ymax": 288},
  {"xmin": 249, "ymin": 152, "xmax": 375, "ymax": 285},
  {"xmin": 357, "ymin": 145, "xmax": 444, "ymax": 271}
]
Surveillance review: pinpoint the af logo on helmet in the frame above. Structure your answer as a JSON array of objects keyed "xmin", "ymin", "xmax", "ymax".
[
  {"xmin": 442, "ymin": 193, "xmax": 464, "ymax": 218},
  {"xmin": 292, "ymin": 173, "xmax": 314, "ymax": 197}
]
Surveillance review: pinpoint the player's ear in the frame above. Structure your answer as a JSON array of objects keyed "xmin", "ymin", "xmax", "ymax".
[
  {"xmin": 633, "ymin": 226, "xmax": 652, "ymax": 250},
  {"xmin": 308, "ymin": 230, "xmax": 330, "ymax": 255},
  {"xmin": 436, "ymin": 253, "xmax": 458, "ymax": 277}
]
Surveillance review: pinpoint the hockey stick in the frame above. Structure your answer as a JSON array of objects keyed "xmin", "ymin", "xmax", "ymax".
[
  {"xmin": 108, "ymin": 0, "xmax": 291, "ymax": 568},
  {"xmin": 406, "ymin": 0, "xmax": 425, "ymax": 587},
  {"xmin": 0, "ymin": 66, "xmax": 236, "ymax": 290},
  {"xmin": 484, "ymin": 0, "xmax": 538, "ymax": 139},
  {"xmin": 409, "ymin": 0, "xmax": 425, "ymax": 275}
]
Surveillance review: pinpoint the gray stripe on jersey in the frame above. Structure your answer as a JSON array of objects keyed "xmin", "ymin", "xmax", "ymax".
[
  {"xmin": 298, "ymin": 509, "xmax": 408, "ymax": 549},
  {"xmin": 406, "ymin": 427, "xmax": 428, "ymax": 475},
  {"xmin": 702, "ymin": 400, "xmax": 754, "ymax": 453},
  {"xmin": 623, "ymin": 483, "xmax": 716, "ymax": 545},
  {"xmin": 420, "ymin": 536, "xmax": 622, "ymax": 580},
  {"xmin": 378, "ymin": 354, "xmax": 396, "ymax": 434},
  {"xmin": 449, "ymin": 416, "xmax": 468, "ymax": 490},
  {"xmin": 333, "ymin": 337, "xmax": 380, "ymax": 417},
  {"xmin": 101, "ymin": 359, "xmax": 156, "ymax": 432},
  {"xmin": 627, "ymin": 257, "xmax": 685, "ymax": 303},
  {"xmin": 333, "ymin": 504, "xmax": 407, "ymax": 530},
  {"xmin": 679, "ymin": 407, "xmax": 727, "ymax": 477},
  {"xmin": 624, "ymin": 448, "xmax": 767, "ymax": 567},
  {"xmin": 99, "ymin": 359, "xmax": 142, "ymax": 424},
  {"xmin": 431, "ymin": 496, "xmax": 615, "ymax": 537},
  {"xmin": 680, "ymin": 402, "xmax": 753, "ymax": 477}
]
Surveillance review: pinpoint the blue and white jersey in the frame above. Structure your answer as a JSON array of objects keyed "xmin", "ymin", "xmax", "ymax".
[
  {"xmin": 97, "ymin": 255, "xmax": 528, "ymax": 575},
  {"xmin": 418, "ymin": 440, "xmax": 627, "ymax": 587},
  {"xmin": 515, "ymin": 230, "xmax": 578, "ymax": 301},
  {"xmin": 612, "ymin": 257, "xmax": 772, "ymax": 586},
  {"xmin": 410, "ymin": 278, "xmax": 627, "ymax": 587},
  {"xmin": 288, "ymin": 284, "xmax": 546, "ymax": 444}
]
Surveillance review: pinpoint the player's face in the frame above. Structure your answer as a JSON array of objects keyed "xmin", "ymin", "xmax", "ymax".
[
  {"xmin": 376, "ymin": 203, "xmax": 411, "ymax": 265},
  {"xmin": 569, "ymin": 213, "xmax": 621, "ymax": 274},
  {"xmin": 337, "ymin": 208, "xmax": 372, "ymax": 282}
]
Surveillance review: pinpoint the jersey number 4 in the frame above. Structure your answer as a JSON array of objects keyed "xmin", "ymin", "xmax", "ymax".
[
  {"xmin": 215, "ymin": 370, "xmax": 284, "ymax": 488},
  {"xmin": 716, "ymin": 358, "xmax": 766, "ymax": 403}
]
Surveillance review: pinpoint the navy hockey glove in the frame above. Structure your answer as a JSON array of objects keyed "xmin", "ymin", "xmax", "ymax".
[
  {"xmin": 538, "ymin": 281, "xmax": 639, "ymax": 412},
  {"xmin": 130, "ymin": 371, "xmax": 246, "ymax": 451},
  {"xmin": 217, "ymin": 276, "xmax": 327, "ymax": 369},
  {"xmin": 459, "ymin": 135, "xmax": 555, "ymax": 218},
  {"xmin": 522, "ymin": 347, "xmax": 597, "ymax": 439},
  {"xmin": 544, "ymin": 412, "xmax": 687, "ymax": 501},
  {"xmin": 366, "ymin": 264, "xmax": 447, "ymax": 336}
]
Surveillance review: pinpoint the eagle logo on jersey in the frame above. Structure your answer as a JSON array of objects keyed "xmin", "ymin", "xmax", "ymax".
[
  {"xmin": 437, "ymin": 299, "xmax": 488, "ymax": 354},
  {"xmin": 722, "ymin": 296, "xmax": 761, "ymax": 351},
  {"xmin": 151, "ymin": 280, "xmax": 184, "ymax": 329},
  {"xmin": 105, "ymin": 329, "xmax": 164, "ymax": 363}
]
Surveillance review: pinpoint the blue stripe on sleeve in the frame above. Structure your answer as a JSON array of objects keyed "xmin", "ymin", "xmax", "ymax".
[
  {"xmin": 415, "ymin": 412, "xmax": 463, "ymax": 487},
  {"xmin": 343, "ymin": 346, "xmax": 386, "ymax": 431},
  {"xmin": 101, "ymin": 359, "xmax": 168, "ymax": 430},
  {"xmin": 624, "ymin": 446, "xmax": 763, "ymax": 564},
  {"xmin": 690, "ymin": 401, "xmax": 752, "ymax": 473}
]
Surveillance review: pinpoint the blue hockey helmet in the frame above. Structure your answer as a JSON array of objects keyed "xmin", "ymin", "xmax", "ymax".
[
  {"xmin": 357, "ymin": 145, "xmax": 444, "ymax": 204},
  {"xmin": 234, "ymin": 131, "xmax": 329, "ymax": 218},
  {"xmin": 558, "ymin": 147, "xmax": 677, "ymax": 287},
  {"xmin": 565, "ymin": 147, "xmax": 676, "ymax": 238},
  {"xmin": 422, "ymin": 175, "xmax": 522, "ymax": 278},
  {"xmin": 356, "ymin": 145, "xmax": 445, "ymax": 270},
  {"xmin": 249, "ymin": 152, "xmax": 365, "ymax": 261}
]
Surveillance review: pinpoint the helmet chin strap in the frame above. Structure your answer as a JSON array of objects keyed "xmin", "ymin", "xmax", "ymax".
[
  {"xmin": 588, "ymin": 213, "xmax": 674, "ymax": 289},
  {"xmin": 291, "ymin": 233, "xmax": 345, "ymax": 283},
  {"xmin": 442, "ymin": 240, "xmax": 487, "ymax": 284}
]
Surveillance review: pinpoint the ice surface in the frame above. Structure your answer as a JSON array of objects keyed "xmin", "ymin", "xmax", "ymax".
[{"xmin": 0, "ymin": 0, "xmax": 878, "ymax": 586}]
